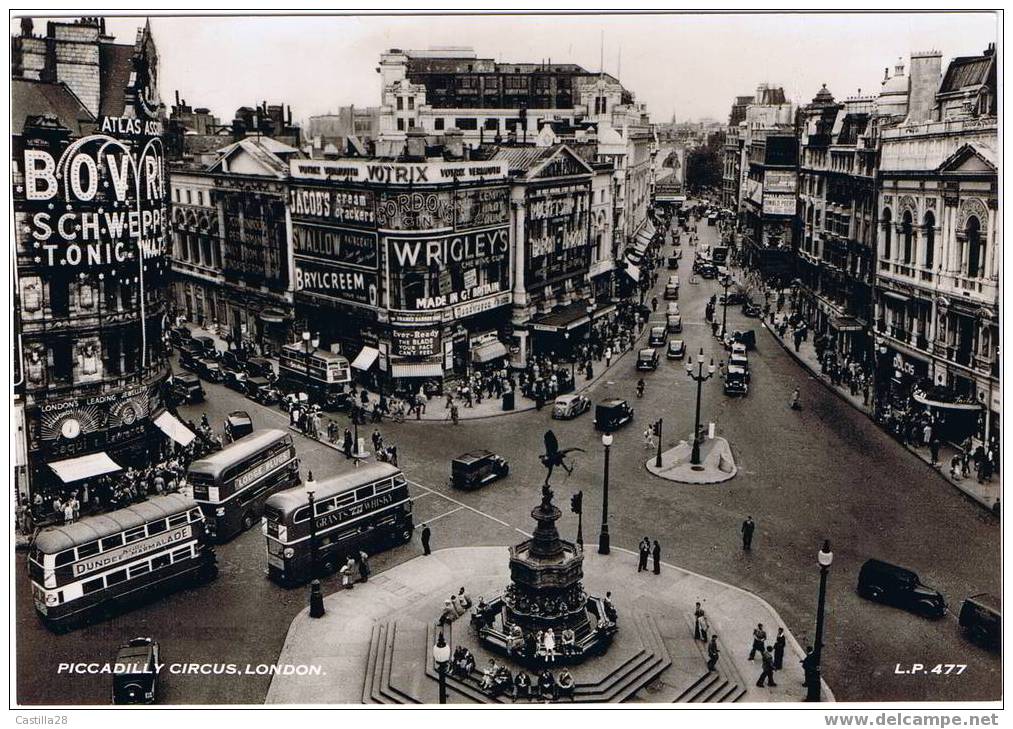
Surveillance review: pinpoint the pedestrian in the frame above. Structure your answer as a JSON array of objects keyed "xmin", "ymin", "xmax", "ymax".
[
  {"xmin": 371, "ymin": 428, "xmax": 383, "ymax": 453},
  {"xmin": 922, "ymin": 421, "xmax": 932, "ymax": 446},
  {"xmin": 929, "ymin": 437, "xmax": 941, "ymax": 467},
  {"xmin": 741, "ymin": 516, "xmax": 755, "ymax": 550},
  {"xmin": 421, "ymin": 523, "xmax": 431, "ymax": 555},
  {"xmin": 706, "ymin": 635, "xmax": 720, "ymax": 672},
  {"xmin": 749, "ymin": 622, "xmax": 766, "ymax": 660},
  {"xmin": 652, "ymin": 540, "xmax": 661, "ymax": 574},
  {"xmin": 773, "ymin": 627, "xmax": 786, "ymax": 670},
  {"xmin": 643, "ymin": 425, "xmax": 655, "ymax": 449},
  {"xmin": 756, "ymin": 645, "xmax": 778, "ymax": 688},
  {"xmin": 358, "ymin": 550, "xmax": 370, "ymax": 583},
  {"xmin": 801, "ymin": 646, "xmax": 818, "ymax": 692},
  {"xmin": 450, "ymin": 403, "xmax": 460, "ymax": 425},
  {"xmin": 950, "ymin": 453, "xmax": 963, "ymax": 480},
  {"xmin": 343, "ymin": 428, "xmax": 353, "ymax": 459},
  {"xmin": 604, "ymin": 347, "xmax": 612, "ymax": 368},
  {"xmin": 694, "ymin": 602, "xmax": 705, "ymax": 640},
  {"xmin": 340, "ymin": 556, "xmax": 356, "ymax": 590},
  {"xmin": 637, "ymin": 537, "xmax": 650, "ymax": 572},
  {"xmin": 698, "ymin": 610, "xmax": 710, "ymax": 642}
]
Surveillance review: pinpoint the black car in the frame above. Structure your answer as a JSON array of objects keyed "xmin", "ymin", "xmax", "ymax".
[
  {"xmin": 191, "ymin": 335, "xmax": 218, "ymax": 359},
  {"xmin": 166, "ymin": 373, "xmax": 204, "ymax": 405},
  {"xmin": 222, "ymin": 368, "xmax": 248, "ymax": 393},
  {"xmin": 666, "ymin": 256, "xmax": 680, "ymax": 270},
  {"xmin": 221, "ymin": 350, "xmax": 246, "ymax": 371},
  {"xmin": 450, "ymin": 450, "xmax": 510, "ymax": 490},
  {"xmin": 178, "ymin": 345, "xmax": 201, "ymax": 372},
  {"xmin": 244, "ymin": 357, "xmax": 275, "ymax": 379},
  {"xmin": 195, "ymin": 358, "xmax": 224, "ymax": 383},
  {"xmin": 225, "ymin": 411, "xmax": 254, "ymax": 441},
  {"xmin": 742, "ymin": 301, "xmax": 762, "ymax": 318},
  {"xmin": 636, "ymin": 348, "xmax": 660, "ymax": 371},
  {"xmin": 857, "ymin": 559, "xmax": 946, "ymax": 618},
  {"xmin": 698, "ymin": 264, "xmax": 718, "ymax": 279},
  {"xmin": 168, "ymin": 326, "xmax": 192, "ymax": 349},
  {"xmin": 958, "ymin": 593, "xmax": 1000, "ymax": 651},
  {"xmin": 648, "ymin": 326, "xmax": 667, "ymax": 346},
  {"xmin": 112, "ymin": 637, "xmax": 159, "ymax": 705},
  {"xmin": 245, "ymin": 376, "xmax": 280, "ymax": 405},
  {"xmin": 594, "ymin": 399, "xmax": 634, "ymax": 432}
]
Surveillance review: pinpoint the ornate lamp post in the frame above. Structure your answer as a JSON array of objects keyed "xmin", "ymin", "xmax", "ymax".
[
  {"xmin": 720, "ymin": 275, "xmax": 732, "ymax": 338},
  {"xmin": 432, "ymin": 630, "xmax": 451, "ymax": 704},
  {"xmin": 598, "ymin": 432, "xmax": 613, "ymax": 554},
  {"xmin": 808, "ymin": 540, "xmax": 833, "ymax": 702},
  {"xmin": 684, "ymin": 348, "xmax": 716, "ymax": 465},
  {"xmin": 307, "ymin": 480, "xmax": 325, "ymax": 618}
]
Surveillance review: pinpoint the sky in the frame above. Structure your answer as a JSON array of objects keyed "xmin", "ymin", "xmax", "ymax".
[{"xmin": 24, "ymin": 12, "xmax": 998, "ymax": 125}]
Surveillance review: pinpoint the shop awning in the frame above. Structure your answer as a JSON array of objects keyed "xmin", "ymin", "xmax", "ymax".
[
  {"xmin": 882, "ymin": 291, "xmax": 909, "ymax": 303},
  {"xmin": 912, "ymin": 391, "xmax": 983, "ymax": 411},
  {"xmin": 154, "ymin": 411, "xmax": 196, "ymax": 447},
  {"xmin": 529, "ymin": 300, "xmax": 594, "ymax": 332},
  {"xmin": 591, "ymin": 303, "xmax": 617, "ymax": 320},
  {"xmin": 49, "ymin": 452, "xmax": 122, "ymax": 484},
  {"xmin": 472, "ymin": 340, "xmax": 508, "ymax": 363},
  {"xmin": 351, "ymin": 345, "xmax": 380, "ymax": 371},
  {"xmin": 624, "ymin": 264, "xmax": 641, "ymax": 283},
  {"xmin": 391, "ymin": 362, "xmax": 444, "ymax": 379},
  {"xmin": 259, "ymin": 308, "xmax": 290, "ymax": 324},
  {"xmin": 831, "ymin": 316, "xmax": 865, "ymax": 333},
  {"xmin": 634, "ymin": 228, "xmax": 654, "ymax": 247}
]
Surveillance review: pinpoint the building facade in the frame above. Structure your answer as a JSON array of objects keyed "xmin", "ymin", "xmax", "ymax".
[
  {"xmin": 12, "ymin": 18, "xmax": 172, "ymax": 505},
  {"xmin": 874, "ymin": 47, "xmax": 999, "ymax": 445}
]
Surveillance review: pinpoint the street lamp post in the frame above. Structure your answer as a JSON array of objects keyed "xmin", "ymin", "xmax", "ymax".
[
  {"xmin": 684, "ymin": 348, "xmax": 716, "ymax": 465},
  {"xmin": 808, "ymin": 540, "xmax": 834, "ymax": 702},
  {"xmin": 570, "ymin": 490, "xmax": 584, "ymax": 549},
  {"xmin": 720, "ymin": 276, "xmax": 731, "ymax": 338},
  {"xmin": 432, "ymin": 630, "xmax": 451, "ymax": 704},
  {"xmin": 564, "ymin": 331, "xmax": 575, "ymax": 383},
  {"xmin": 307, "ymin": 483, "xmax": 325, "ymax": 618},
  {"xmin": 598, "ymin": 433, "xmax": 613, "ymax": 554},
  {"xmin": 654, "ymin": 418, "xmax": 663, "ymax": 468}
]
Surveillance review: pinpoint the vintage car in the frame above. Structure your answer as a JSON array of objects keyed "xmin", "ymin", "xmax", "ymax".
[
  {"xmin": 698, "ymin": 263, "xmax": 719, "ymax": 279},
  {"xmin": 725, "ymin": 329, "xmax": 757, "ymax": 351},
  {"xmin": 191, "ymin": 335, "xmax": 218, "ymax": 359},
  {"xmin": 450, "ymin": 450, "xmax": 510, "ymax": 490},
  {"xmin": 742, "ymin": 300, "xmax": 762, "ymax": 318},
  {"xmin": 666, "ymin": 255, "xmax": 680, "ymax": 270},
  {"xmin": 729, "ymin": 352, "xmax": 750, "ymax": 381},
  {"xmin": 719, "ymin": 291, "xmax": 747, "ymax": 306},
  {"xmin": 724, "ymin": 365, "xmax": 749, "ymax": 396},
  {"xmin": 223, "ymin": 368, "xmax": 248, "ymax": 393},
  {"xmin": 244, "ymin": 357, "xmax": 275, "ymax": 379},
  {"xmin": 636, "ymin": 348, "xmax": 660, "ymax": 371},
  {"xmin": 958, "ymin": 593, "xmax": 1000, "ymax": 650},
  {"xmin": 666, "ymin": 313, "xmax": 683, "ymax": 334},
  {"xmin": 112, "ymin": 637, "xmax": 159, "ymax": 705},
  {"xmin": 195, "ymin": 358, "xmax": 224, "ymax": 383},
  {"xmin": 166, "ymin": 372, "xmax": 205, "ymax": 405},
  {"xmin": 178, "ymin": 344, "xmax": 201, "ymax": 372},
  {"xmin": 168, "ymin": 326, "xmax": 192, "ymax": 349},
  {"xmin": 552, "ymin": 393, "xmax": 591, "ymax": 420},
  {"xmin": 648, "ymin": 326, "xmax": 668, "ymax": 346},
  {"xmin": 664, "ymin": 282, "xmax": 680, "ymax": 300},
  {"xmin": 594, "ymin": 399, "xmax": 634, "ymax": 432},
  {"xmin": 224, "ymin": 411, "xmax": 254, "ymax": 441},
  {"xmin": 857, "ymin": 559, "xmax": 946, "ymax": 618},
  {"xmin": 666, "ymin": 339, "xmax": 686, "ymax": 360},
  {"xmin": 666, "ymin": 302, "xmax": 680, "ymax": 316},
  {"xmin": 221, "ymin": 350, "xmax": 246, "ymax": 371},
  {"xmin": 245, "ymin": 376, "xmax": 280, "ymax": 406},
  {"xmin": 667, "ymin": 274, "xmax": 680, "ymax": 287}
]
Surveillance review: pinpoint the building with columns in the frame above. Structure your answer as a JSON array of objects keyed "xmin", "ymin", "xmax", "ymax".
[{"xmin": 874, "ymin": 45, "xmax": 998, "ymax": 446}]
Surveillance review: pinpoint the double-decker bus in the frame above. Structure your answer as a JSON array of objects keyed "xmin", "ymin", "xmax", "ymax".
[
  {"xmin": 28, "ymin": 494, "xmax": 217, "ymax": 632},
  {"xmin": 278, "ymin": 343, "xmax": 352, "ymax": 409},
  {"xmin": 263, "ymin": 463, "xmax": 413, "ymax": 586},
  {"xmin": 188, "ymin": 428, "xmax": 300, "ymax": 543}
]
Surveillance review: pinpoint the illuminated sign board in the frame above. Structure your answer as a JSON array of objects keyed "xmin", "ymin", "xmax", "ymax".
[{"xmin": 290, "ymin": 159, "xmax": 507, "ymax": 185}]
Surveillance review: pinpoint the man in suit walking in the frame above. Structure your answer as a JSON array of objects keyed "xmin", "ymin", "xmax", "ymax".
[
  {"xmin": 706, "ymin": 635, "xmax": 720, "ymax": 672},
  {"xmin": 741, "ymin": 516, "xmax": 755, "ymax": 550},
  {"xmin": 421, "ymin": 523, "xmax": 431, "ymax": 555},
  {"xmin": 773, "ymin": 627, "xmax": 786, "ymax": 670},
  {"xmin": 756, "ymin": 645, "xmax": 778, "ymax": 688},
  {"xmin": 748, "ymin": 623, "xmax": 766, "ymax": 660}
]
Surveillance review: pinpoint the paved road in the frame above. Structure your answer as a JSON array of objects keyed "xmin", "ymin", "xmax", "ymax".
[{"xmin": 16, "ymin": 206, "xmax": 999, "ymax": 704}]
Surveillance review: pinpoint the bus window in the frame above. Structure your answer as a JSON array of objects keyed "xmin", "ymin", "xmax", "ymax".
[
  {"xmin": 172, "ymin": 546, "xmax": 192, "ymax": 561},
  {"xmin": 168, "ymin": 513, "xmax": 189, "ymax": 529},
  {"xmin": 82, "ymin": 578, "xmax": 104, "ymax": 595},
  {"xmin": 128, "ymin": 563, "xmax": 150, "ymax": 579},
  {"xmin": 101, "ymin": 534, "xmax": 124, "ymax": 551},
  {"xmin": 293, "ymin": 506, "xmax": 310, "ymax": 523},
  {"xmin": 152, "ymin": 555, "xmax": 171, "ymax": 570},
  {"xmin": 355, "ymin": 485, "xmax": 374, "ymax": 501},
  {"xmin": 77, "ymin": 542, "xmax": 100, "ymax": 559},
  {"xmin": 316, "ymin": 499, "xmax": 335, "ymax": 515},
  {"xmin": 375, "ymin": 479, "xmax": 392, "ymax": 494},
  {"xmin": 125, "ymin": 526, "xmax": 147, "ymax": 543},
  {"xmin": 189, "ymin": 509, "xmax": 202, "ymax": 521},
  {"xmin": 106, "ymin": 570, "xmax": 128, "ymax": 586},
  {"xmin": 394, "ymin": 474, "xmax": 407, "ymax": 488},
  {"xmin": 335, "ymin": 492, "xmax": 355, "ymax": 508},
  {"xmin": 55, "ymin": 550, "xmax": 75, "ymax": 567},
  {"xmin": 147, "ymin": 519, "xmax": 167, "ymax": 536}
]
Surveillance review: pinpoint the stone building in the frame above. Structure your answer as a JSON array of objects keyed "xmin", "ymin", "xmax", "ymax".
[
  {"xmin": 874, "ymin": 46, "xmax": 999, "ymax": 445},
  {"xmin": 12, "ymin": 17, "xmax": 174, "ymax": 505}
]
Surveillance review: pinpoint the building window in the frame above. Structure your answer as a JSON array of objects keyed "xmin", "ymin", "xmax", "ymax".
[
  {"xmin": 186, "ymin": 189, "xmax": 192, "ymax": 205},
  {"xmin": 396, "ymin": 97, "xmax": 403, "ymax": 111},
  {"xmin": 434, "ymin": 118, "xmax": 445, "ymax": 131},
  {"xmin": 966, "ymin": 216, "xmax": 984, "ymax": 278},
  {"xmin": 881, "ymin": 208, "xmax": 892, "ymax": 260},
  {"xmin": 198, "ymin": 191, "xmax": 204, "ymax": 206},
  {"xmin": 454, "ymin": 117, "xmax": 478, "ymax": 130},
  {"xmin": 397, "ymin": 118, "xmax": 405, "ymax": 131},
  {"xmin": 484, "ymin": 118, "xmax": 498, "ymax": 131},
  {"xmin": 923, "ymin": 212, "xmax": 935, "ymax": 269},
  {"xmin": 407, "ymin": 97, "xmax": 414, "ymax": 110},
  {"xmin": 901, "ymin": 211, "xmax": 913, "ymax": 264},
  {"xmin": 408, "ymin": 118, "xmax": 416, "ymax": 129}
]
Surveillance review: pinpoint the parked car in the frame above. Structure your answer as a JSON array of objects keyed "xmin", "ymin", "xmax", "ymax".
[
  {"xmin": 221, "ymin": 350, "xmax": 246, "ymax": 371},
  {"xmin": 552, "ymin": 393, "xmax": 591, "ymax": 420},
  {"xmin": 729, "ymin": 352, "xmax": 750, "ymax": 382},
  {"xmin": 178, "ymin": 345, "xmax": 201, "ymax": 372},
  {"xmin": 112, "ymin": 637, "xmax": 159, "ymax": 705},
  {"xmin": 224, "ymin": 411, "xmax": 254, "ymax": 441},
  {"xmin": 666, "ymin": 256, "xmax": 680, "ymax": 270},
  {"xmin": 666, "ymin": 302, "xmax": 680, "ymax": 316},
  {"xmin": 223, "ymin": 368, "xmax": 248, "ymax": 393},
  {"xmin": 648, "ymin": 326, "xmax": 667, "ymax": 346},
  {"xmin": 450, "ymin": 450, "xmax": 510, "ymax": 490},
  {"xmin": 195, "ymin": 358, "xmax": 224, "ymax": 383},
  {"xmin": 245, "ymin": 376, "xmax": 280, "ymax": 406},
  {"xmin": 958, "ymin": 593, "xmax": 1000, "ymax": 651},
  {"xmin": 667, "ymin": 313, "xmax": 683, "ymax": 333},
  {"xmin": 168, "ymin": 326, "xmax": 192, "ymax": 349},
  {"xmin": 594, "ymin": 399, "xmax": 634, "ymax": 432},
  {"xmin": 719, "ymin": 291, "xmax": 747, "ymax": 306},
  {"xmin": 857, "ymin": 559, "xmax": 946, "ymax": 618},
  {"xmin": 664, "ymin": 283, "xmax": 680, "ymax": 300},
  {"xmin": 244, "ymin": 357, "xmax": 275, "ymax": 379},
  {"xmin": 636, "ymin": 348, "xmax": 660, "ymax": 371},
  {"xmin": 191, "ymin": 335, "xmax": 217, "ymax": 359},
  {"xmin": 742, "ymin": 301, "xmax": 762, "ymax": 318},
  {"xmin": 166, "ymin": 372, "xmax": 204, "ymax": 405},
  {"xmin": 725, "ymin": 329, "xmax": 757, "ymax": 351},
  {"xmin": 666, "ymin": 339, "xmax": 686, "ymax": 360},
  {"xmin": 724, "ymin": 366, "xmax": 749, "ymax": 396}
]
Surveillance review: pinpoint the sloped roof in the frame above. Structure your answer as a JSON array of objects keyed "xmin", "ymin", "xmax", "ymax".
[
  {"xmin": 939, "ymin": 54, "xmax": 994, "ymax": 96},
  {"xmin": 491, "ymin": 145, "xmax": 554, "ymax": 173},
  {"xmin": 937, "ymin": 142, "xmax": 997, "ymax": 173},
  {"xmin": 11, "ymin": 78, "xmax": 95, "ymax": 136},
  {"xmin": 209, "ymin": 136, "xmax": 297, "ymax": 177},
  {"xmin": 98, "ymin": 42, "xmax": 135, "ymax": 117}
]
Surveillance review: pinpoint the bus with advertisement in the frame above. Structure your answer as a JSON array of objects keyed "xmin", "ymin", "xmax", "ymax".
[
  {"xmin": 28, "ymin": 494, "xmax": 217, "ymax": 632},
  {"xmin": 263, "ymin": 463, "xmax": 413, "ymax": 586},
  {"xmin": 188, "ymin": 429, "xmax": 300, "ymax": 543},
  {"xmin": 277, "ymin": 343, "xmax": 353, "ymax": 410}
]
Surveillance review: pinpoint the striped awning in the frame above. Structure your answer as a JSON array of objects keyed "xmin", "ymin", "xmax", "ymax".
[{"xmin": 391, "ymin": 362, "xmax": 444, "ymax": 379}]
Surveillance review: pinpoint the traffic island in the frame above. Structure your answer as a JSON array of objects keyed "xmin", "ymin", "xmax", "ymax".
[{"xmin": 645, "ymin": 437, "xmax": 737, "ymax": 484}]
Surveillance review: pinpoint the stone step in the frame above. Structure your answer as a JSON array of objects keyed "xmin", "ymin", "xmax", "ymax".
[
  {"xmin": 378, "ymin": 622, "xmax": 422, "ymax": 704},
  {"xmin": 361, "ymin": 624, "xmax": 384, "ymax": 704},
  {"xmin": 672, "ymin": 621, "xmax": 745, "ymax": 704},
  {"xmin": 576, "ymin": 613, "xmax": 672, "ymax": 703},
  {"xmin": 365, "ymin": 624, "xmax": 399, "ymax": 704}
]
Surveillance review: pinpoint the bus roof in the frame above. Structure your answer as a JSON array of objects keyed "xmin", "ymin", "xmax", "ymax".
[
  {"xmin": 265, "ymin": 462, "xmax": 402, "ymax": 513},
  {"xmin": 33, "ymin": 494, "xmax": 198, "ymax": 554},
  {"xmin": 187, "ymin": 429, "xmax": 290, "ymax": 479}
]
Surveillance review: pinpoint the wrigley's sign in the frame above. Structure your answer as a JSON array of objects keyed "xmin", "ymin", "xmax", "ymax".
[{"xmin": 290, "ymin": 159, "xmax": 507, "ymax": 185}]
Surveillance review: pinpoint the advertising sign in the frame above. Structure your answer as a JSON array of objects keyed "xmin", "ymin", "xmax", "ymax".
[
  {"xmin": 391, "ymin": 327, "xmax": 441, "ymax": 357},
  {"xmin": 292, "ymin": 224, "xmax": 378, "ymax": 270},
  {"xmin": 295, "ymin": 261, "xmax": 379, "ymax": 307},
  {"xmin": 72, "ymin": 525, "xmax": 192, "ymax": 578},
  {"xmin": 764, "ymin": 170, "xmax": 797, "ymax": 194},
  {"xmin": 377, "ymin": 190, "xmax": 455, "ymax": 231},
  {"xmin": 17, "ymin": 116, "xmax": 168, "ymax": 268},
  {"xmin": 454, "ymin": 187, "xmax": 510, "ymax": 229},
  {"xmin": 289, "ymin": 186, "xmax": 376, "ymax": 227},
  {"xmin": 30, "ymin": 384, "xmax": 157, "ymax": 458},
  {"xmin": 763, "ymin": 193, "xmax": 796, "ymax": 216},
  {"xmin": 387, "ymin": 227, "xmax": 509, "ymax": 269},
  {"xmin": 290, "ymin": 159, "xmax": 507, "ymax": 185}
]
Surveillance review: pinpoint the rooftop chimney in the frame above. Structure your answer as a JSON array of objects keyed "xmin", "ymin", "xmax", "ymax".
[
  {"xmin": 405, "ymin": 127, "xmax": 427, "ymax": 160},
  {"xmin": 444, "ymin": 127, "xmax": 464, "ymax": 159},
  {"xmin": 905, "ymin": 50, "xmax": 942, "ymax": 124}
]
